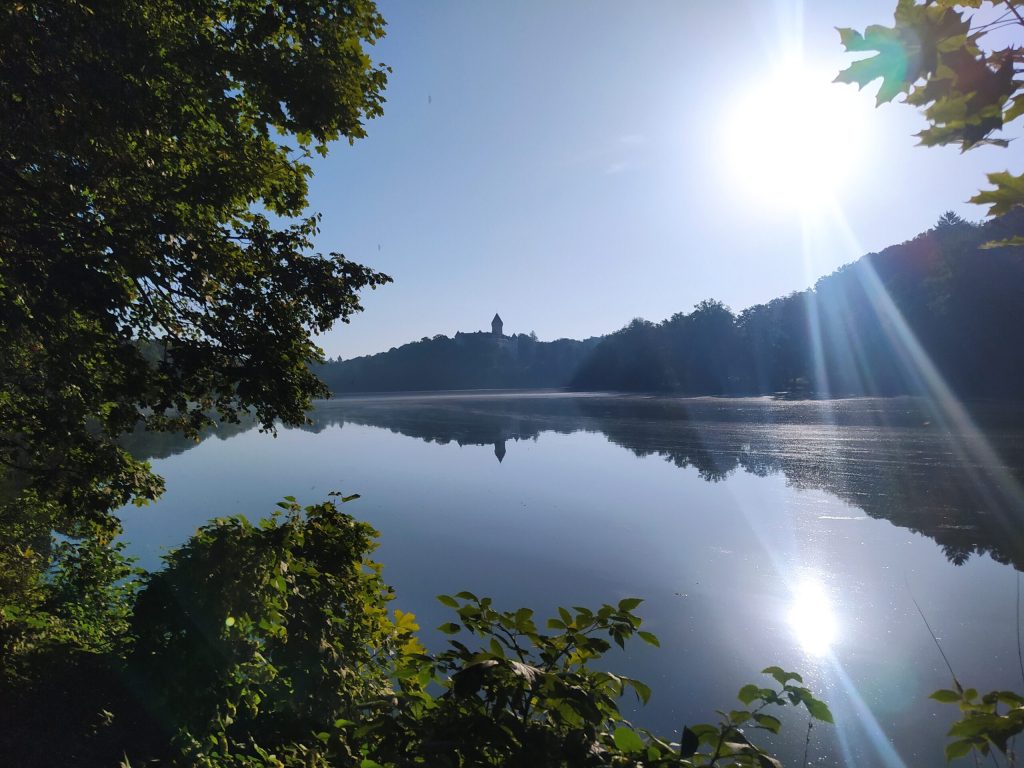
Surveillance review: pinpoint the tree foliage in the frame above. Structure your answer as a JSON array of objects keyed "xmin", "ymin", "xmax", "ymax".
[
  {"xmin": 836, "ymin": 0, "xmax": 1024, "ymax": 232},
  {"xmin": 1, "ymin": 495, "xmax": 832, "ymax": 767},
  {"xmin": 0, "ymin": 0, "xmax": 392, "ymax": 547},
  {"xmin": 932, "ymin": 686, "xmax": 1024, "ymax": 763}
]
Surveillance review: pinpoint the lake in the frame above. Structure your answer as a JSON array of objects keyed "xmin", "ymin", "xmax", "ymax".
[{"xmin": 119, "ymin": 392, "xmax": 1024, "ymax": 766}]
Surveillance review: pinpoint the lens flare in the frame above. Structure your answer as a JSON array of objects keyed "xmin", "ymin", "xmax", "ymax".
[
  {"xmin": 788, "ymin": 579, "xmax": 838, "ymax": 656},
  {"xmin": 723, "ymin": 65, "xmax": 869, "ymax": 208}
]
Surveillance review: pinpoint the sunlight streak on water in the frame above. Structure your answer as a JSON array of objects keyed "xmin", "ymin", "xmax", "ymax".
[
  {"xmin": 793, "ymin": 199, "xmax": 1024, "ymax": 768},
  {"xmin": 821, "ymin": 201, "xmax": 1024, "ymax": 533},
  {"xmin": 828, "ymin": 657, "xmax": 911, "ymax": 768}
]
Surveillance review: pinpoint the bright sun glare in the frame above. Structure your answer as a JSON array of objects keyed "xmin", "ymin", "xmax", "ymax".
[
  {"xmin": 788, "ymin": 580, "xmax": 839, "ymax": 656},
  {"xmin": 725, "ymin": 67, "xmax": 868, "ymax": 208}
]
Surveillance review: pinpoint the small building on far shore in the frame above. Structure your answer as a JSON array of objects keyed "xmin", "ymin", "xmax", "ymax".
[{"xmin": 491, "ymin": 313, "xmax": 503, "ymax": 337}]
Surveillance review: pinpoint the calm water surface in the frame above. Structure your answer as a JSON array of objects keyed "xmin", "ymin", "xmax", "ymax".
[{"xmin": 119, "ymin": 392, "xmax": 1024, "ymax": 767}]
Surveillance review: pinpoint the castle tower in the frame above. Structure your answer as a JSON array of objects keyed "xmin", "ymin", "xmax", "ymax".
[{"xmin": 491, "ymin": 313, "xmax": 503, "ymax": 337}]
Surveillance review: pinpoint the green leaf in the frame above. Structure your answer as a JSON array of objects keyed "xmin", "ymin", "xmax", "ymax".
[
  {"xmin": 618, "ymin": 597, "xmax": 644, "ymax": 611},
  {"xmin": 762, "ymin": 666, "xmax": 802, "ymax": 685},
  {"xmin": 969, "ymin": 171, "xmax": 1024, "ymax": 217},
  {"xmin": 948, "ymin": 714, "xmax": 1005, "ymax": 739},
  {"xmin": 438, "ymin": 622, "xmax": 461, "ymax": 635},
  {"xmin": 679, "ymin": 726, "xmax": 699, "ymax": 758},
  {"xmin": 931, "ymin": 689, "xmax": 963, "ymax": 703},
  {"xmin": 630, "ymin": 678, "xmax": 652, "ymax": 705},
  {"xmin": 946, "ymin": 740, "xmax": 977, "ymax": 761},
  {"xmin": 612, "ymin": 726, "xmax": 645, "ymax": 753},
  {"xmin": 754, "ymin": 713, "xmax": 782, "ymax": 734},
  {"xmin": 1003, "ymin": 94, "xmax": 1024, "ymax": 123},
  {"xmin": 805, "ymin": 697, "xmax": 834, "ymax": 724},
  {"xmin": 834, "ymin": 23, "xmax": 913, "ymax": 104},
  {"xmin": 637, "ymin": 630, "xmax": 660, "ymax": 647},
  {"xmin": 738, "ymin": 684, "xmax": 761, "ymax": 705},
  {"xmin": 980, "ymin": 235, "xmax": 1024, "ymax": 249},
  {"xmin": 437, "ymin": 594, "xmax": 459, "ymax": 608}
]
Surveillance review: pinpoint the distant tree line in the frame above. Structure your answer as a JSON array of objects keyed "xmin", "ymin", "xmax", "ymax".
[
  {"xmin": 572, "ymin": 211, "xmax": 1024, "ymax": 398},
  {"xmin": 318, "ymin": 211, "xmax": 1024, "ymax": 400},
  {"xmin": 315, "ymin": 332, "xmax": 601, "ymax": 393}
]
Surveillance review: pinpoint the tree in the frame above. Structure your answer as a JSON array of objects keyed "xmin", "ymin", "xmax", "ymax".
[
  {"xmin": 0, "ymin": 0, "xmax": 392, "ymax": 542},
  {"xmin": 836, "ymin": 0, "xmax": 1024, "ymax": 237}
]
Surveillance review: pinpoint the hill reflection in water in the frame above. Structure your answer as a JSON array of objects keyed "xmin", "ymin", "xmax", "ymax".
[
  {"xmin": 301, "ymin": 393, "xmax": 1024, "ymax": 572},
  {"xmin": 125, "ymin": 392, "xmax": 1024, "ymax": 571}
]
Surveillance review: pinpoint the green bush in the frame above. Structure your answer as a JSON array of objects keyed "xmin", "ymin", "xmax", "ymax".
[{"xmin": 2, "ymin": 496, "xmax": 832, "ymax": 767}]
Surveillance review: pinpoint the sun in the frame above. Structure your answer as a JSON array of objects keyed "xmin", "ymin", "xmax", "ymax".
[{"xmin": 723, "ymin": 66, "xmax": 869, "ymax": 208}]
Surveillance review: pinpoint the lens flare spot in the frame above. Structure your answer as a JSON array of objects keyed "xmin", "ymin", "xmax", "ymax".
[{"xmin": 788, "ymin": 580, "xmax": 838, "ymax": 656}]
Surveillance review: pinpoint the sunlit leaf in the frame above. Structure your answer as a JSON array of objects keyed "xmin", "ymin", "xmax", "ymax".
[
  {"xmin": 754, "ymin": 713, "xmax": 782, "ymax": 734},
  {"xmin": 738, "ymin": 684, "xmax": 761, "ymax": 705},
  {"xmin": 969, "ymin": 171, "xmax": 1024, "ymax": 218},
  {"xmin": 612, "ymin": 726, "xmax": 645, "ymax": 753},
  {"xmin": 805, "ymin": 697, "xmax": 834, "ymax": 724}
]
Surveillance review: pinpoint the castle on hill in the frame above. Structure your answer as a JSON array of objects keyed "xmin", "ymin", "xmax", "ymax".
[{"xmin": 453, "ymin": 312, "xmax": 515, "ymax": 348}]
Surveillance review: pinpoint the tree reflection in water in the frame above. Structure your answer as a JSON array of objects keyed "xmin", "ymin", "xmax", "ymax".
[{"xmin": 127, "ymin": 393, "xmax": 1024, "ymax": 572}]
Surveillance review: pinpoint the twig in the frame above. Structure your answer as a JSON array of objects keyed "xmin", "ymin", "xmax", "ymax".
[
  {"xmin": 1006, "ymin": 1, "xmax": 1024, "ymax": 28},
  {"xmin": 905, "ymin": 573, "xmax": 961, "ymax": 690},
  {"xmin": 1017, "ymin": 572, "xmax": 1024, "ymax": 690},
  {"xmin": 802, "ymin": 717, "xmax": 813, "ymax": 768}
]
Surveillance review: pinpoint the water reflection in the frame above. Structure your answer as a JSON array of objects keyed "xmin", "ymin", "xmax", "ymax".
[
  {"xmin": 118, "ymin": 392, "xmax": 1024, "ymax": 766},
  {"xmin": 308, "ymin": 394, "xmax": 1024, "ymax": 571},
  {"xmin": 789, "ymin": 580, "xmax": 838, "ymax": 656},
  {"xmin": 125, "ymin": 393, "xmax": 1024, "ymax": 571}
]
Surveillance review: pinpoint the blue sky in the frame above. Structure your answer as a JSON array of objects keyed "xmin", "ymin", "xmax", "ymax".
[{"xmin": 308, "ymin": 1, "xmax": 1022, "ymax": 359}]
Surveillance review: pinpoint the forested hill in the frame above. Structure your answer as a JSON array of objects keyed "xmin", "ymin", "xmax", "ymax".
[
  {"xmin": 314, "ymin": 332, "xmax": 602, "ymax": 393},
  {"xmin": 317, "ymin": 211, "xmax": 1024, "ymax": 398},
  {"xmin": 570, "ymin": 211, "xmax": 1024, "ymax": 398}
]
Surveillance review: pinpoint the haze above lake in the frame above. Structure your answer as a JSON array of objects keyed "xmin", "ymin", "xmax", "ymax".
[{"xmin": 120, "ymin": 392, "xmax": 1024, "ymax": 767}]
